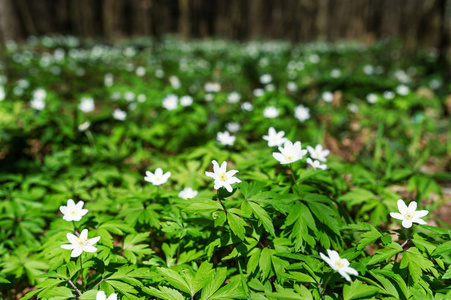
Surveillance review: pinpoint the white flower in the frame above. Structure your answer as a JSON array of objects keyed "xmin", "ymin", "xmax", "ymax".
[
  {"xmin": 286, "ymin": 82, "xmax": 298, "ymax": 92},
  {"xmin": 253, "ymin": 88, "xmax": 265, "ymax": 97},
  {"xmin": 265, "ymin": 84, "xmax": 275, "ymax": 92},
  {"xmin": 383, "ymin": 91, "xmax": 395, "ymax": 100},
  {"xmin": 144, "ymin": 168, "xmax": 171, "ymax": 186},
  {"xmin": 273, "ymin": 141, "xmax": 308, "ymax": 164},
  {"xmin": 389, "ymin": 199, "xmax": 428, "ymax": 228},
  {"xmin": 205, "ymin": 160, "xmax": 241, "ymax": 192},
  {"xmin": 96, "ymin": 291, "xmax": 117, "ymax": 300},
  {"xmin": 227, "ymin": 92, "xmax": 241, "ymax": 103},
  {"xmin": 429, "ymin": 79, "xmax": 441, "ymax": 90},
  {"xmin": 263, "ymin": 127, "xmax": 288, "ymax": 147},
  {"xmin": 111, "ymin": 92, "xmax": 121, "ymax": 100},
  {"xmin": 180, "ymin": 95, "xmax": 193, "ymax": 107},
  {"xmin": 170, "ymin": 76, "xmax": 181, "ymax": 89},
  {"xmin": 226, "ymin": 122, "xmax": 240, "ymax": 133},
  {"xmin": 241, "ymin": 102, "xmax": 254, "ymax": 111},
  {"xmin": 204, "ymin": 82, "xmax": 221, "ymax": 93},
  {"xmin": 33, "ymin": 88, "xmax": 47, "ymax": 100},
  {"xmin": 61, "ymin": 229, "xmax": 100, "ymax": 257},
  {"xmin": 320, "ymin": 250, "xmax": 358, "ymax": 282},
  {"xmin": 124, "ymin": 91, "xmax": 135, "ymax": 102},
  {"xmin": 366, "ymin": 93, "xmax": 378, "ymax": 104},
  {"xmin": 162, "ymin": 94, "xmax": 178, "ymax": 110},
  {"xmin": 307, "ymin": 144, "xmax": 330, "ymax": 162},
  {"xmin": 78, "ymin": 121, "xmax": 91, "ymax": 132},
  {"xmin": 205, "ymin": 94, "xmax": 214, "ymax": 102},
  {"xmin": 396, "ymin": 85, "xmax": 410, "ymax": 96},
  {"xmin": 60, "ymin": 199, "xmax": 89, "ymax": 221},
  {"xmin": 217, "ymin": 131, "xmax": 236, "ymax": 146},
  {"xmin": 260, "ymin": 74, "xmax": 272, "ymax": 84},
  {"xmin": 178, "ymin": 187, "xmax": 198, "ymax": 199},
  {"xmin": 135, "ymin": 66, "xmax": 146, "ymax": 77},
  {"xmin": 79, "ymin": 97, "xmax": 94, "ymax": 112},
  {"xmin": 322, "ymin": 91, "xmax": 334, "ymax": 103},
  {"xmin": 363, "ymin": 65, "xmax": 374, "ymax": 75},
  {"xmin": 137, "ymin": 94, "xmax": 146, "ymax": 103},
  {"xmin": 0, "ymin": 86, "xmax": 5, "ymax": 101},
  {"xmin": 306, "ymin": 158, "xmax": 327, "ymax": 170},
  {"xmin": 30, "ymin": 98, "xmax": 45, "ymax": 110},
  {"xmin": 294, "ymin": 105, "xmax": 310, "ymax": 122},
  {"xmin": 330, "ymin": 69, "xmax": 341, "ymax": 78},
  {"xmin": 309, "ymin": 54, "xmax": 320, "ymax": 63},
  {"xmin": 155, "ymin": 69, "xmax": 164, "ymax": 78},
  {"xmin": 113, "ymin": 109, "xmax": 127, "ymax": 121},
  {"xmin": 348, "ymin": 104, "xmax": 359, "ymax": 113},
  {"xmin": 263, "ymin": 106, "xmax": 279, "ymax": 119}
]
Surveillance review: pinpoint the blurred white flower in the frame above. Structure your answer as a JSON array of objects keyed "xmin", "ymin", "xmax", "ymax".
[
  {"xmin": 96, "ymin": 291, "xmax": 117, "ymax": 300},
  {"xmin": 113, "ymin": 109, "xmax": 127, "ymax": 121},
  {"xmin": 263, "ymin": 127, "xmax": 288, "ymax": 147},
  {"xmin": 226, "ymin": 122, "xmax": 240, "ymax": 133},
  {"xmin": 204, "ymin": 82, "xmax": 221, "ymax": 93},
  {"xmin": 0, "ymin": 86, "xmax": 4, "ymax": 101},
  {"xmin": 263, "ymin": 106, "xmax": 279, "ymax": 118},
  {"xmin": 390, "ymin": 199, "xmax": 428, "ymax": 228},
  {"xmin": 61, "ymin": 229, "xmax": 100, "ymax": 257},
  {"xmin": 330, "ymin": 69, "xmax": 341, "ymax": 78},
  {"xmin": 366, "ymin": 93, "xmax": 378, "ymax": 104},
  {"xmin": 205, "ymin": 93, "xmax": 214, "ymax": 102},
  {"xmin": 429, "ymin": 79, "xmax": 441, "ymax": 90},
  {"xmin": 124, "ymin": 91, "xmax": 135, "ymax": 102},
  {"xmin": 227, "ymin": 92, "xmax": 241, "ymax": 103},
  {"xmin": 286, "ymin": 82, "xmax": 298, "ymax": 92},
  {"xmin": 241, "ymin": 102, "xmax": 253, "ymax": 111},
  {"xmin": 260, "ymin": 74, "xmax": 272, "ymax": 84},
  {"xmin": 306, "ymin": 158, "xmax": 327, "ymax": 170},
  {"xmin": 309, "ymin": 54, "xmax": 320, "ymax": 63},
  {"xmin": 265, "ymin": 84, "xmax": 275, "ymax": 92},
  {"xmin": 294, "ymin": 105, "xmax": 310, "ymax": 122},
  {"xmin": 170, "ymin": 76, "xmax": 181, "ymax": 89},
  {"xmin": 348, "ymin": 103, "xmax": 359, "ymax": 113},
  {"xmin": 78, "ymin": 121, "xmax": 91, "ymax": 132},
  {"xmin": 320, "ymin": 250, "xmax": 358, "ymax": 282},
  {"xmin": 273, "ymin": 141, "xmax": 308, "ymax": 164},
  {"xmin": 162, "ymin": 94, "xmax": 178, "ymax": 110},
  {"xmin": 60, "ymin": 199, "xmax": 88, "ymax": 222},
  {"xmin": 322, "ymin": 91, "xmax": 334, "ymax": 103},
  {"xmin": 253, "ymin": 88, "xmax": 265, "ymax": 97},
  {"xmin": 363, "ymin": 65, "xmax": 374, "ymax": 75},
  {"xmin": 155, "ymin": 69, "xmax": 164, "ymax": 78},
  {"xmin": 205, "ymin": 160, "xmax": 241, "ymax": 193},
  {"xmin": 307, "ymin": 144, "xmax": 329, "ymax": 162},
  {"xmin": 180, "ymin": 95, "xmax": 193, "ymax": 107},
  {"xmin": 396, "ymin": 85, "xmax": 410, "ymax": 96},
  {"xmin": 137, "ymin": 94, "xmax": 146, "ymax": 103},
  {"xmin": 111, "ymin": 92, "xmax": 121, "ymax": 101},
  {"xmin": 135, "ymin": 66, "xmax": 146, "ymax": 77},
  {"xmin": 178, "ymin": 187, "xmax": 198, "ymax": 200},
  {"xmin": 17, "ymin": 79, "xmax": 29, "ymax": 88},
  {"xmin": 105, "ymin": 73, "xmax": 114, "ymax": 87},
  {"xmin": 144, "ymin": 168, "xmax": 171, "ymax": 186},
  {"xmin": 383, "ymin": 91, "xmax": 395, "ymax": 100},
  {"xmin": 217, "ymin": 131, "xmax": 236, "ymax": 146},
  {"xmin": 79, "ymin": 97, "xmax": 94, "ymax": 113},
  {"xmin": 33, "ymin": 88, "xmax": 47, "ymax": 100},
  {"xmin": 30, "ymin": 98, "xmax": 45, "ymax": 110}
]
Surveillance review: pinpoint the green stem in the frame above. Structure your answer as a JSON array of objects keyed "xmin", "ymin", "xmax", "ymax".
[
  {"xmin": 321, "ymin": 272, "xmax": 333, "ymax": 298},
  {"xmin": 79, "ymin": 255, "xmax": 84, "ymax": 288},
  {"xmin": 85, "ymin": 130, "xmax": 96, "ymax": 151},
  {"xmin": 289, "ymin": 164, "xmax": 301, "ymax": 197}
]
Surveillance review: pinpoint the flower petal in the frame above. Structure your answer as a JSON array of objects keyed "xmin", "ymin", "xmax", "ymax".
[
  {"xmin": 205, "ymin": 171, "xmax": 216, "ymax": 179},
  {"xmin": 402, "ymin": 219, "xmax": 412, "ymax": 228},
  {"xmin": 415, "ymin": 210, "xmax": 429, "ymax": 218},
  {"xmin": 220, "ymin": 161, "xmax": 227, "ymax": 173},
  {"xmin": 390, "ymin": 212, "xmax": 404, "ymax": 220},
  {"xmin": 227, "ymin": 177, "xmax": 242, "ymax": 184},
  {"xmin": 96, "ymin": 291, "xmax": 106, "ymax": 300},
  {"xmin": 344, "ymin": 266, "xmax": 358, "ymax": 276},
  {"xmin": 413, "ymin": 218, "xmax": 427, "ymax": 225},
  {"xmin": 106, "ymin": 294, "xmax": 117, "ymax": 300},
  {"xmin": 75, "ymin": 201, "xmax": 85, "ymax": 209},
  {"xmin": 272, "ymin": 152, "xmax": 286, "ymax": 164},
  {"xmin": 155, "ymin": 168, "xmax": 163, "ymax": 176},
  {"xmin": 338, "ymin": 269, "xmax": 351, "ymax": 282},
  {"xmin": 212, "ymin": 160, "xmax": 219, "ymax": 174},
  {"xmin": 224, "ymin": 183, "xmax": 233, "ymax": 193},
  {"xmin": 226, "ymin": 170, "xmax": 239, "ymax": 177},
  {"xmin": 66, "ymin": 233, "xmax": 79, "ymax": 245},
  {"xmin": 80, "ymin": 229, "xmax": 88, "ymax": 240},
  {"xmin": 61, "ymin": 244, "xmax": 75, "ymax": 250},
  {"xmin": 88, "ymin": 236, "xmax": 101, "ymax": 245},
  {"xmin": 327, "ymin": 250, "xmax": 340, "ymax": 262},
  {"xmin": 319, "ymin": 252, "xmax": 333, "ymax": 268},
  {"xmin": 67, "ymin": 199, "xmax": 75, "ymax": 208},
  {"xmin": 60, "ymin": 206, "xmax": 68, "ymax": 214},
  {"xmin": 397, "ymin": 199, "xmax": 408, "ymax": 215},
  {"xmin": 71, "ymin": 247, "xmax": 83, "ymax": 257},
  {"xmin": 83, "ymin": 245, "xmax": 97, "ymax": 253}
]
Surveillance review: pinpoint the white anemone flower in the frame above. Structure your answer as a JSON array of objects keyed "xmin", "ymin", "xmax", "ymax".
[
  {"xmin": 112, "ymin": 109, "xmax": 127, "ymax": 121},
  {"xmin": 205, "ymin": 160, "xmax": 241, "ymax": 193},
  {"xmin": 226, "ymin": 122, "xmax": 240, "ymax": 133},
  {"xmin": 30, "ymin": 98, "xmax": 45, "ymax": 110},
  {"xmin": 162, "ymin": 94, "xmax": 178, "ymax": 110},
  {"xmin": 263, "ymin": 106, "xmax": 279, "ymax": 118},
  {"xmin": 366, "ymin": 93, "xmax": 378, "ymax": 104},
  {"xmin": 61, "ymin": 229, "xmax": 100, "ymax": 257},
  {"xmin": 227, "ymin": 92, "xmax": 241, "ymax": 103},
  {"xmin": 180, "ymin": 95, "xmax": 193, "ymax": 107},
  {"xmin": 144, "ymin": 168, "xmax": 171, "ymax": 186},
  {"xmin": 59, "ymin": 199, "xmax": 89, "ymax": 221},
  {"xmin": 307, "ymin": 144, "xmax": 330, "ymax": 162},
  {"xmin": 320, "ymin": 250, "xmax": 358, "ymax": 282},
  {"xmin": 263, "ymin": 127, "xmax": 288, "ymax": 147},
  {"xmin": 178, "ymin": 187, "xmax": 198, "ymax": 200},
  {"xmin": 241, "ymin": 102, "xmax": 253, "ymax": 111},
  {"xmin": 306, "ymin": 158, "xmax": 327, "ymax": 170},
  {"xmin": 390, "ymin": 199, "xmax": 428, "ymax": 228},
  {"xmin": 217, "ymin": 131, "xmax": 236, "ymax": 146},
  {"xmin": 322, "ymin": 91, "xmax": 334, "ymax": 103},
  {"xmin": 78, "ymin": 121, "xmax": 91, "ymax": 132},
  {"xmin": 96, "ymin": 291, "xmax": 117, "ymax": 300},
  {"xmin": 273, "ymin": 141, "xmax": 308, "ymax": 164},
  {"xmin": 79, "ymin": 97, "xmax": 94, "ymax": 112},
  {"xmin": 294, "ymin": 105, "xmax": 310, "ymax": 122},
  {"xmin": 260, "ymin": 74, "xmax": 272, "ymax": 84}
]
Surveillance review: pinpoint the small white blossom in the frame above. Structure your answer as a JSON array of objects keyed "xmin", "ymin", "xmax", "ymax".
[
  {"xmin": 96, "ymin": 291, "xmax": 117, "ymax": 300},
  {"xmin": 307, "ymin": 144, "xmax": 329, "ymax": 162},
  {"xmin": 105, "ymin": 73, "xmax": 114, "ymax": 87},
  {"xmin": 124, "ymin": 91, "xmax": 135, "ymax": 102},
  {"xmin": 294, "ymin": 105, "xmax": 310, "ymax": 122},
  {"xmin": 383, "ymin": 91, "xmax": 395, "ymax": 100},
  {"xmin": 322, "ymin": 91, "xmax": 334, "ymax": 103},
  {"xmin": 78, "ymin": 121, "xmax": 91, "ymax": 132},
  {"xmin": 137, "ymin": 94, "xmax": 147, "ymax": 103},
  {"xmin": 162, "ymin": 94, "xmax": 178, "ymax": 110},
  {"xmin": 226, "ymin": 122, "xmax": 240, "ymax": 133},
  {"xmin": 320, "ymin": 250, "xmax": 358, "ymax": 282},
  {"xmin": 227, "ymin": 92, "xmax": 241, "ymax": 103},
  {"xmin": 366, "ymin": 93, "xmax": 378, "ymax": 104},
  {"xmin": 144, "ymin": 168, "xmax": 171, "ymax": 186},
  {"xmin": 217, "ymin": 131, "xmax": 236, "ymax": 146},
  {"xmin": 265, "ymin": 84, "xmax": 275, "ymax": 92},
  {"xmin": 286, "ymin": 82, "xmax": 298, "ymax": 92},
  {"xmin": 273, "ymin": 141, "xmax": 308, "ymax": 164},
  {"xmin": 180, "ymin": 95, "xmax": 193, "ymax": 107},
  {"xmin": 253, "ymin": 88, "xmax": 265, "ymax": 97},
  {"xmin": 260, "ymin": 74, "xmax": 272, "ymax": 84},
  {"xmin": 396, "ymin": 85, "xmax": 410, "ymax": 96},
  {"xmin": 135, "ymin": 66, "xmax": 146, "ymax": 77},
  {"xmin": 33, "ymin": 88, "xmax": 47, "ymax": 100},
  {"xmin": 0, "ymin": 86, "xmax": 5, "ymax": 101},
  {"xmin": 204, "ymin": 82, "xmax": 221, "ymax": 93},
  {"xmin": 263, "ymin": 106, "xmax": 279, "ymax": 119},
  {"xmin": 113, "ymin": 109, "xmax": 127, "ymax": 121},
  {"xmin": 30, "ymin": 98, "xmax": 45, "ymax": 110},
  {"xmin": 330, "ymin": 69, "xmax": 341, "ymax": 78},
  {"xmin": 178, "ymin": 187, "xmax": 198, "ymax": 200},
  {"xmin": 363, "ymin": 65, "xmax": 374, "ymax": 75},
  {"xmin": 170, "ymin": 76, "xmax": 181, "ymax": 89},
  {"xmin": 306, "ymin": 158, "xmax": 327, "ymax": 170},
  {"xmin": 155, "ymin": 69, "xmax": 164, "ymax": 78},
  {"xmin": 205, "ymin": 93, "xmax": 214, "ymax": 102},
  {"xmin": 241, "ymin": 102, "xmax": 253, "ymax": 111},
  {"xmin": 390, "ymin": 199, "xmax": 428, "ymax": 228},
  {"xmin": 60, "ymin": 199, "xmax": 89, "ymax": 221},
  {"xmin": 61, "ymin": 229, "xmax": 100, "ymax": 257},
  {"xmin": 205, "ymin": 160, "xmax": 241, "ymax": 193},
  {"xmin": 79, "ymin": 97, "xmax": 94, "ymax": 112},
  {"xmin": 111, "ymin": 92, "xmax": 121, "ymax": 101},
  {"xmin": 263, "ymin": 127, "xmax": 288, "ymax": 147},
  {"xmin": 348, "ymin": 104, "xmax": 359, "ymax": 113},
  {"xmin": 309, "ymin": 54, "xmax": 320, "ymax": 63}
]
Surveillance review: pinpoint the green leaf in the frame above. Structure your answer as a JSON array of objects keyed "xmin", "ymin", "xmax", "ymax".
[
  {"xmin": 400, "ymin": 247, "xmax": 437, "ymax": 283},
  {"xmin": 339, "ymin": 189, "xmax": 376, "ymax": 207},
  {"xmin": 442, "ymin": 265, "xmax": 451, "ymax": 280},
  {"xmin": 248, "ymin": 201, "xmax": 275, "ymax": 237},
  {"xmin": 200, "ymin": 267, "xmax": 227, "ymax": 300},
  {"xmin": 143, "ymin": 286, "xmax": 185, "ymax": 300},
  {"xmin": 158, "ymin": 267, "xmax": 191, "ymax": 294},
  {"xmin": 184, "ymin": 199, "xmax": 223, "ymax": 213},
  {"xmin": 343, "ymin": 279, "xmax": 379, "ymax": 300},
  {"xmin": 259, "ymin": 247, "xmax": 273, "ymax": 280},
  {"xmin": 367, "ymin": 243, "xmax": 402, "ymax": 265},
  {"xmin": 433, "ymin": 241, "xmax": 451, "ymax": 256},
  {"xmin": 192, "ymin": 261, "xmax": 214, "ymax": 295},
  {"xmin": 357, "ymin": 229, "xmax": 382, "ymax": 250},
  {"xmin": 227, "ymin": 213, "xmax": 247, "ymax": 240}
]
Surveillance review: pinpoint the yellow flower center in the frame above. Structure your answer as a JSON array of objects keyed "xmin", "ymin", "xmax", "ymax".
[
  {"xmin": 334, "ymin": 259, "xmax": 346, "ymax": 269},
  {"xmin": 284, "ymin": 154, "xmax": 294, "ymax": 162},
  {"xmin": 71, "ymin": 210, "xmax": 77, "ymax": 215},
  {"xmin": 77, "ymin": 238, "xmax": 88, "ymax": 247},
  {"xmin": 404, "ymin": 210, "xmax": 415, "ymax": 220},
  {"xmin": 219, "ymin": 172, "xmax": 228, "ymax": 181}
]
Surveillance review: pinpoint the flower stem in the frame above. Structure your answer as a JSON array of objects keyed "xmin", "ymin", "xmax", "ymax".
[
  {"xmin": 92, "ymin": 278, "xmax": 104, "ymax": 290},
  {"xmin": 400, "ymin": 238, "xmax": 409, "ymax": 248},
  {"xmin": 79, "ymin": 255, "xmax": 84, "ymax": 287},
  {"xmin": 289, "ymin": 164, "xmax": 301, "ymax": 197},
  {"xmin": 85, "ymin": 130, "xmax": 96, "ymax": 151},
  {"xmin": 68, "ymin": 278, "xmax": 82, "ymax": 296}
]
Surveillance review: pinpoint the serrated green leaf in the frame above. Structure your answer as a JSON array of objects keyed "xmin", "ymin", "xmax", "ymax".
[
  {"xmin": 158, "ymin": 267, "xmax": 191, "ymax": 294},
  {"xmin": 248, "ymin": 201, "xmax": 275, "ymax": 237},
  {"xmin": 357, "ymin": 229, "xmax": 382, "ymax": 250},
  {"xmin": 343, "ymin": 279, "xmax": 379, "ymax": 300},
  {"xmin": 227, "ymin": 213, "xmax": 247, "ymax": 240},
  {"xmin": 367, "ymin": 243, "xmax": 402, "ymax": 265}
]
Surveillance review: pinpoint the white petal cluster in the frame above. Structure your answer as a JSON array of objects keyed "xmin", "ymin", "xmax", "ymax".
[
  {"xmin": 306, "ymin": 158, "xmax": 327, "ymax": 170},
  {"xmin": 307, "ymin": 144, "xmax": 330, "ymax": 162},
  {"xmin": 320, "ymin": 250, "xmax": 358, "ymax": 282},
  {"xmin": 96, "ymin": 291, "xmax": 117, "ymax": 300},
  {"xmin": 294, "ymin": 105, "xmax": 310, "ymax": 122},
  {"xmin": 144, "ymin": 168, "xmax": 171, "ymax": 186},
  {"xmin": 227, "ymin": 92, "xmax": 241, "ymax": 103},
  {"xmin": 79, "ymin": 97, "xmax": 95, "ymax": 112},
  {"xmin": 366, "ymin": 93, "xmax": 378, "ymax": 104},
  {"xmin": 178, "ymin": 187, "xmax": 198, "ymax": 200},
  {"xmin": 205, "ymin": 160, "xmax": 241, "ymax": 193},
  {"xmin": 61, "ymin": 229, "xmax": 100, "ymax": 257},
  {"xmin": 322, "ymin": 91, "xmax": 334, "ymax": 103},
  {"xmin": 180, "ymin": 95, "xmax": 193, "ymax": 107},
  {"xmin": 273, "ymin": 141, "xmax": 308, "ymax": 164},
  {"xmin": 263, "ymin": 127, "xmax": 288, "ymax": 147},
  {"xmin": 390, "ymin": 199, "xmax": 428, "ymax": 228},
  {"xmin": 263, "ymin": 106, "xmax": 279, "ymax": 119},
  {"xmin": 113, "ymin": 109, "xmax": 127, "ymax": 121},
  {"xmin": 162, "ymin": 94, "xmax": 178, "ymax": 110},
  {"xmin": 60, "ymin": 199, "xmax": 89, "ymax": 222},
  {"xmin": 217, "ymin": 131, "xmax": 235, "ymax": 146}
]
